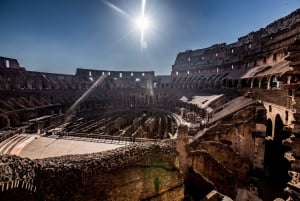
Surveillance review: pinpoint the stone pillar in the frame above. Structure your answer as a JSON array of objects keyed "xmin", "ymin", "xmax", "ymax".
[
  {"xmin": 37, "ymin": 122, "xmax": 41, "ymax": 134},
  {"xmin": 176, "ymin": 124, "xmax": 189, "ymax": 178},
  {"xmin": 180, "ymin": 108, "xmax": 184, "ymax": 117}
]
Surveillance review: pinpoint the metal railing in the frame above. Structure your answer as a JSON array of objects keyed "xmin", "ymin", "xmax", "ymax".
[{"xmin": 57, "ymin": 132, "xmax": 158, "ymax": 144}]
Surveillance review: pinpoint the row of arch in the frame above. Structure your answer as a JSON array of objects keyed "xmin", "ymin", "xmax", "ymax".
[
  {"xmin": 169, "ymin": 74, "xmax": 281, "ymax": 89},
  {"xmin": 0, "ymin": 72, "xmax": 298, "ymax": 91}
]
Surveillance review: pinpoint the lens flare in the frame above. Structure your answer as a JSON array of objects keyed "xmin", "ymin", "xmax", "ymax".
[{"xmin": 102, "ymin": 0, "xmax": 152, "ymax": 52}]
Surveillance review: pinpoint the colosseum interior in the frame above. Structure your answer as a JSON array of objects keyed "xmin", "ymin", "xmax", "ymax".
[{"xmin": 1, "ymin": 8, "xmax": 300, "ymax": 201}]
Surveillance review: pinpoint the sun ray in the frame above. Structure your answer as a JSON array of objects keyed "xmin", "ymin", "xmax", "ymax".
[
  {"xmin": 140, "ymin": 0, "xmax": 147, "ymax": 52},
  {"xmin": 102, "ymin": 0, "xmax": 130, "ymax": 19}
]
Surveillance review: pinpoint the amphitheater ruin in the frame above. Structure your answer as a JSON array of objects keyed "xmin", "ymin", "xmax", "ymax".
[{"xmin": 1, "ymin": 8, "xmax": 300, "ymax": 201}]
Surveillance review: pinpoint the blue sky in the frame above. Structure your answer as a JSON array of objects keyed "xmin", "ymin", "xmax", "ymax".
[{"xmin": 0, "ymin": 0, "xmax": 299, "ymax": 75}]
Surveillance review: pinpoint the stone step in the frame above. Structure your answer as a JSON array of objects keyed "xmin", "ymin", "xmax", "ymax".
[
  {"xmin": 0, "ymin": 135, "xmax": 20, "ymax": 152},
  {"xmin": 0, "ymin": 135, "xmax": 29, "ymax": 155}
]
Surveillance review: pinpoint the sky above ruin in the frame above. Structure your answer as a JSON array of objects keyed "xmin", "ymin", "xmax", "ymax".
[{"xmin": 0, "ymin": 0, "xmax": 299, "ymax": 75}]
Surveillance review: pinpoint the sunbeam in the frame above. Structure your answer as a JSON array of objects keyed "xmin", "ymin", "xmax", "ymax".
[{"xmin": 102, "ymin": 0, "xmax": 130, "ymax": 19}]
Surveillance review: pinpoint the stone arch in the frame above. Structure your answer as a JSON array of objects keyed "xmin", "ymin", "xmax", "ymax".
[
  {"xmin": 8, "ymin": 113, "xmax": 20, "ymax": 127},
  {"xmin": 175, "ymin": 77, "xmax": 182, "ymax": 88},
  {"xmin": 270, "ymin": 75, "xmax": 278, "ymax": 88},
  {"xmin": 291, "ymin": 75, "xmax": 299, "ymax": 84},
  {"xmin": 193, "ymin": 78, "xmax": 198, "ymax": 88},
  {"xmin": 261, "ymin": 77, "xmax": 268, "ymax": 89},
  {"xmin": 188, "ymin": 80, "xmax": 194, "ymax": 89},
  {"xmin": 240, "ymin": 79, "xmax": 249, "ymax": 88},
  {"xmin": 252, "ymin": 77, "xmax": 259, "ymax": 88},
  {"xmin": 41, "ymin": 80, "xmax": 49, "ymax": 89},
  {"xmin": 204, "ymin": 78, "xmax": 210, "ymax": 88},
  {"xmin": 233, "ymin": 80, "xmax": 239, "ymax": 88},
  {"xmin": 227, "ymin": 79, "xmax": 233, "ymax": 88},
  {"xmin": 135, "ymin": 80, "xmax": 141, "ymax": 88},
  {"xmin": 266, "ymin": 118, "xmax": 272, "ymax": 137},
  {"xmin": 222, "ymin": 79, "xmax": 227, "ymax": 88},
  {"xmin": 0, "ymin": 115, "xmax": 10, "ymax": 128},
  {"xmin": 35, "ymin": 80, "xmax": 42, "ymax": 90},
  {"xmin": 192, "ymin": 78, "xmax": 199, "ymax": 88},
  {"xmin": 170, "ymin": 78, "xmax": 177, "ymax": 88},
  {"xmin": 178, "ymin": 78, "xmax": 184, "ymax": 88},
  {"xmin": 274, "ymin": 114, "xmax": 285, "ymax": 142},
  {"xmin": 183, "ymin": 77, "xmax": 190, "ymax": 88},
  {"xmin": 196, "ymin": 78, "xmax": 202, "ymax": 89},
  {"xmin": 205, "ymin": 80, "xmax": 212, "ymax": 88},
  {"xmin": 214, "ymin": 80, "xmax": 221, "ymax": 89},
  {"xmin": 264, "ymin": 114, "xmax": 291, "ymax": 197},
  {"xmin": 210, "ymin": 79, "xmax": 216, "ymax": 88},
  {"xmin": 200, "ymin": 78, "xmax": 206, "ymax": 89}
]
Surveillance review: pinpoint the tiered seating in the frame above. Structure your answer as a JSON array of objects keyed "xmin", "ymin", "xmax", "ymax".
[{"xmin": 0, "ymin": 134, "xmax": 35, "ymax": 155}]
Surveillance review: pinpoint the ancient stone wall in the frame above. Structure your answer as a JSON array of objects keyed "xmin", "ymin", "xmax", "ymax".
[
  {"xmin": 202, "ymin": 118, "xmax": 261, "ymax": 166},
  {"xmin": 187, "ymin": 150, "xmax": 237, "ymax": 197},
  {"xmin": 0, "ymin": 142, "xmax": 184, "ymax": 201},
  {"xmin": 0, "ymin": 56, "xmax": 21, "ymax": 69},
  {"xmin": 252, "ymin": 88, "xmax": 290, "ymax": 108},
  {"xmin": 191, "ymin": 141, "xmax": 251, "ymax": 182},
  {"xmin": 172, "ymin": 9, "xmax": 300, "ymax": 74}
]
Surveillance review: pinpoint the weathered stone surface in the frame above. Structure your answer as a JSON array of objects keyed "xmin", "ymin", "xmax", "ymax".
[
  {"xmin": 191, "ymin": 141, "xmax": 251, "ymax": 183},
  {"xmin": 0, "ymin": 142, "xmax": 184, "ymax": 201},
  {"xmin": 187, "ymin": 150, "xmax": 237, "ymax": 197}
]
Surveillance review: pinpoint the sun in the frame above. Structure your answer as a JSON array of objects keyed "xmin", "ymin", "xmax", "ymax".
[
  {"xmin": 135, "ymin": 15, "xmax": 150, "ymax": 31},
  {"xmin": 103, "ymin": 0, "xmax": 152, "ymax": 52}
]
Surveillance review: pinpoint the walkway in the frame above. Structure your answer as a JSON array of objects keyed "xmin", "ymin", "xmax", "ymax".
[{"xmin": 0, "ymin": 134, "xmax": 125, "ymax": 159}]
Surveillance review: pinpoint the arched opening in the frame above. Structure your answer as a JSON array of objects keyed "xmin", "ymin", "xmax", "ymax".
[
  {"xmin": 233, "ymin": 80, "xmax": 239, "ymax": 88},
  {"xmin": 192, "ymin": 80, "xmax": 198, "ymax": 89},
  {"xmin": 270, "ymin": 76, "xmax": 278, "ymax": 88},
  {"xmin": 291, "ymin": 75, "xmax": 298, "ymax": 84},
  {"xmin": 205, "ymin": 80, "xmax": 212, "ymax": 88},
  {"xmin": 215, "ymin": 80, "xmax": 221, "ymax": 89},
  {"xmin": 0, "ymin": 115, "xmax": 10, "ymax": 129},
  {"xmin": 261, "ymin": 77, "xmax": 268, "ymax": 89},
  {"xmin": 196, "ymin": 78, "xmax": 202, "ymax": 89},
  {"xmin": 227, "ymin": 79, "xmax": 233, "ymax": 88},
  {"xmin": 200, "ymin": 78, "xmax": 206, "ymax": 89},
  {"xmin": 252, "ymin": 78, "xmax": 259, "ymax": 88},
  {"xmin": 264, "ymin": 114, "xmax": 291, "ymax": 200},
  {"xmin": 266, "ymin": 119, "xmax": 272, "ymax": 137},
  {"xmin": 182, "ymin": 77, "xmax": 188, "ymax": 88},
  {"xmin": 8, "ymin": 114, "xmax": 20, "ymax": 127},
  {"xmin": 240, "ymin": 79, "xmax": 249, "ymax": 88},
  {"xmin": 222, "ymin": 79, "xmax": 227, "ymax": 88}
]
